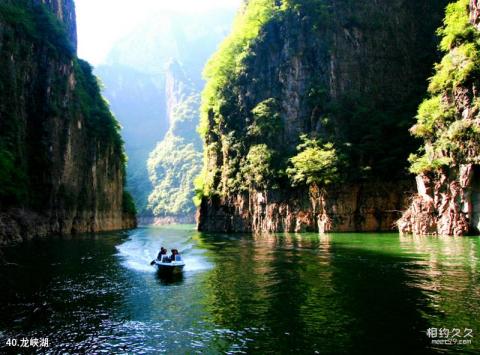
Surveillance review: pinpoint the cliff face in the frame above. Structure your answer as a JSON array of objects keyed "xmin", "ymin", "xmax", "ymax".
[
  {"xmin": 36, "ymin": 0, "xmax": 77, "ymax": 50},
  {"xmin": 399, "ymin": 0, "xmax": 480, "ymax": 236},
  {"xmin": 198, "ymin": 182, "xmax": 414, "ymax": 233},
  {"xmin": 95, "ymin": 10, "xmax": 235, "ymax": 216},
  {"xmin": 164, "ymin": 61, "xmax": 190, "ymax": 128},
  {"xmin": 198, "ymin": 0, "xmax": 448, "ymax": 233},
  {"xmin": 0, "ymin": 0, "xmax": 136, "ymax": 244},
  {"xmin": 146, "ymin": 61, "xmax": 202, "ymax": 224},
  {"xmin": 471, "ymin": 0, "xmax": 480, "ymax": 27}
]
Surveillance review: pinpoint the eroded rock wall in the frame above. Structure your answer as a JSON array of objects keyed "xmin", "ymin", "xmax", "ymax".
[
  {"xmin": 36, "ymin": 0, "xmax": 77, "ymax": 49},
  {"xmin": 199, "ymin": 182, "xmax": 414, "ymax": 233},
  {"xmin": 399, "ymin": 0, "xmax": 480, "ymax": 236},
  {"xmin": 399, "ymin": 167, "xmax": 475, "ymax": 236},
  {"xmin": 0, "ymin": 0, "xmax": 136, "ymax": 245},
  {"xmin": 198, "ymin": 0, "xmax": 448, "ymax": 233}
]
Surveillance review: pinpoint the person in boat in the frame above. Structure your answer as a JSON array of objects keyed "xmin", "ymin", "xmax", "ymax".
[
  {"xmin": 157, "ymin": 247, "xmax": 167, "ymax": 261},
  {"xmin": 170, "ymin": 249, "xmax": 178, "ymax": 262},
  {"xmin": 150, "ymin": 247, "xmax": 167, "ymax": 265}
]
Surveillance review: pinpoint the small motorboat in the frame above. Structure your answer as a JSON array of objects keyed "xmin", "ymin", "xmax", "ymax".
[{"xmin": 152, "ymin": 254, "xmax": 185, "ymax": 273}]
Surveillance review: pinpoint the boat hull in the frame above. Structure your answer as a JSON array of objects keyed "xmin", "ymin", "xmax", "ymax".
[{"xmin": 153, "ymin": 260, "xmax": 185, "ymax": 274}]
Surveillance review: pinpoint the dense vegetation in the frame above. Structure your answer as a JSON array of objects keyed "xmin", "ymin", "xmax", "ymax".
[
  {"xmin": 96, "ymin": 10, "xmax": 235, "ymax": 217},
  {"xmin": 0, "ymin": 0, "xmax": 74, "ymax": 57},
  {"xmin": 287, "ymin": 136, "xmax": 343, "ymax": 188},
  {"xmin": 0, "ymin": 0, "xmax": 135, "ymax": 216},
  {"xmin": 197, "ymin": 0, "xmax": 443, "ymax": 201},
  {"xmin": 198, "ymin": 0, "xmax": 284, "ymax": 198},
  {"xmin": 147, "ymin": 85, "xmax": 202, "ymax": 218},
  {"xmin": 409, "ymin": 0, "xmax": 480, "ymax": 174},
  {"xmin": 0, "ymin": 0, "xmax": 74, "ymax": 205},
  {"xmin": 122, "ymin": 191, "xmax": 137, "ymax": 215},
  {"xmin": 74, "ymin": 60, "xmax": 126, "ymax": 163},
  {"xmin": 74, "ymin": 60, "xmax": 137, "ymax": 215},
  {"xmin": 199, "ymin": 0, "xmax": 279, "ymax": 139}
]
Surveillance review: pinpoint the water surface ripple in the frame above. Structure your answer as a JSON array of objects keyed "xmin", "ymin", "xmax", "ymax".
[{"xmin": 0, "ymin": 227, "xmax": 479, "ymax": 354}]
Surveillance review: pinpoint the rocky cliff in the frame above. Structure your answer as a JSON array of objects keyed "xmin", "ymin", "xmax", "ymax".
[
  {"xmin": 0, "ymin": 0, "xmax": 136, "ymax": 244},
  {"xmin": 197, "ymin": 0, "xmax": 449, "ymax": 233},
  {"xmin": 399, "ymin": 0, "xmax": 480, "ymax": 236},
  {"xmin": 36, "ymin": 0, "xmax": 77, "ymax": 50},
  {"xmin": 146, "ymin": 61, "xmax": 202, "ymax": 224},
  {"xmin": 95, "ymin": 9, "xmax": 235, "ymax": 216}
]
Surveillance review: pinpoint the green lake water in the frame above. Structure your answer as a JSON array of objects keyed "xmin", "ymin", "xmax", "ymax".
[{"xmin": 0, "ymin": 226, "xmax": 479, "ymax": 354}]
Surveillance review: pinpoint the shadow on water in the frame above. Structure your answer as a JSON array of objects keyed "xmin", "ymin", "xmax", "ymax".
[
  {"xmin": 0, "ymin": 233, "xmax": 131, "ymax": 353},
  {"xmin": 155, "ymin": 270, "xmax": 185, "ymax": 285}
]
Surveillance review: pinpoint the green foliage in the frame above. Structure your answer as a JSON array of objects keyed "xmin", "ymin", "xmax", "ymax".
[
  {"xmin": 196, "ymin": 142, "xmax": 222, "ymax": 198},
  {"xmin": 0, "ymin": 0, "xmax": 74, "ymax": 57},
  {"xmin": 197, "ymin": 0, "xmax": 288, "ymax": 197},
  {"xmin": 247, "ymin": 98, "xmax": 283, "ymax": 143},
  {"xmin": 409, "ymin": 0, "xmax": 480, "ymax": 174},
  {"xmin": 147, "ymin": 89, "xmax": 203, "ymax": 217},
  {"xmin": 74, "ymin": 59, "xmax": 126, "ymax": 163},
  {"xmin": 280, "ymin": 0, "xmax": 330, "ymax": 25},
  {"xmin": 0, "ymin": 0, "xmax": 76, "ymax": 206},
  {"xmin": 147, "ymin": 134, "xmax": 202, "ymax": 216},
  {"xmin": 0, "ymin": 2, "xmax": 35, "ymax": 33},
  {"xmin": 122, "ymin": 191, "xmax": 137, "ymax": 215},
  {"xmin": 240, "ymin": 144, "xmax": 276, "ymax": 190},
  {"xmin": 198, "ymin": 0, "xmax": 441, "ymax": 199},
  {"xmin": 74, "ymin": 61, "xmax": 134, "ymax": 210},
  {"xmin": 198, "ymin": 0, "xmax": 335, "ymax": 198},
  {"xmin": 0, "ymin": 0, "xmax": 134, "ymax": 214},
  {"xmin": 428, "ymin": 43, "xmax": 480, "ymax": 93},
  {"xmin": 193, "ymin": 174, "xmax": 205, "ymax": 207},
  {"xmin": 438, "ymin": 0, "xmax": 475, "ymax": 51},
  {"xmin": 200, "ymin": 0, "xmax": 281, "ymax": 138},
  {"xmin": 408, "ymin": 152, "xmax": 453, "ymax": 175},
  {"xmin": 287, "ymin": 135, "xmax": 342, "ymax": 187},
  {"xmin": 171, "ymin": 93, "xmax": 203, "ymax": 145},
  {"xmin": 411, "ymin": 95, "xmax": 455, "ymax": 138}
]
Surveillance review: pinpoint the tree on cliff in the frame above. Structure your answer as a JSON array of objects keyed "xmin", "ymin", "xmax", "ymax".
[
  {"xmin": 287, "ymin": 135, "xmax": 342, "ymax": 188},
  {"xmin": 241, "ymin": 144, "xmax": 277, "ymax": 191},
  {"xmin": 197, "ymin": 0, "xmax": 450, "ymax": 233},
  {"xmin": 399, "ymin": 0, "xmax": 480, "ymax": 236},
  {"xmin": 409, "ymin": 0, "xmax": 480, "ymax": 175}
]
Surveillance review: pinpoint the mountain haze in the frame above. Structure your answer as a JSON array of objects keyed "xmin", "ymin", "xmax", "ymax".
[{"xmin": 95, "ymin": 8, "xmax": 236, "ymax": 221}]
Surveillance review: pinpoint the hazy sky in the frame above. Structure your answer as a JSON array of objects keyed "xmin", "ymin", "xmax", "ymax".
[{"xmin": 76, "ymin": 0, "xmax": 242, "ymax": 65}]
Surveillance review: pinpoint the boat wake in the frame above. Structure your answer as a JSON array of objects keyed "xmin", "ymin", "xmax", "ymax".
[{"xmin": 116, "ymin": 228, "xmax": 212, "ymax": 273}]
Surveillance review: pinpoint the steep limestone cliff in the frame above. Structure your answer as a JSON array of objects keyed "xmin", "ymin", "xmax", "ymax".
[
  {"xmin": 95, "ymin": 10, "xmax": 234, "ymax": 216},
  {"xmin": 146, "ymin": 61, "xmax": 202, "ymax": 224},
  {"xmin": 399, "ymin": 0, "xmax": 480, "ymax": 236},
  {"xmin": 36, "ymin": 0, "xmax": 77, "ymax": 50},
  {"xmin": 197, "ymin": 0, "xmax": 449, "ymax": 233},
  {"xmin": 0, "ymin": 0, "xmax": 136, "ymax": 244}
]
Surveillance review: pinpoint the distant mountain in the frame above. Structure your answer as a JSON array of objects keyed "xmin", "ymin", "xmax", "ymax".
[
  {"xmin": 95, "ymin": 8, "xmax": 235, "ymax": 218},
  {"xmin": 105, "ymin": 9, "xmax": 235, "ymax": 83},
  {"xmin": 147, "ymin": 61, "xmax": 203, "ymax": 223}
]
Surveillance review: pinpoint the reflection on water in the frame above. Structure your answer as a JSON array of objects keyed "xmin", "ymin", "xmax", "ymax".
[
  {"xmin": 156, "ymin": 270, "xmax": 185, "ymax": 286},
  {"xmin": 0, "ymin": 227, "xmax": 478, "ymax": 354}
]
